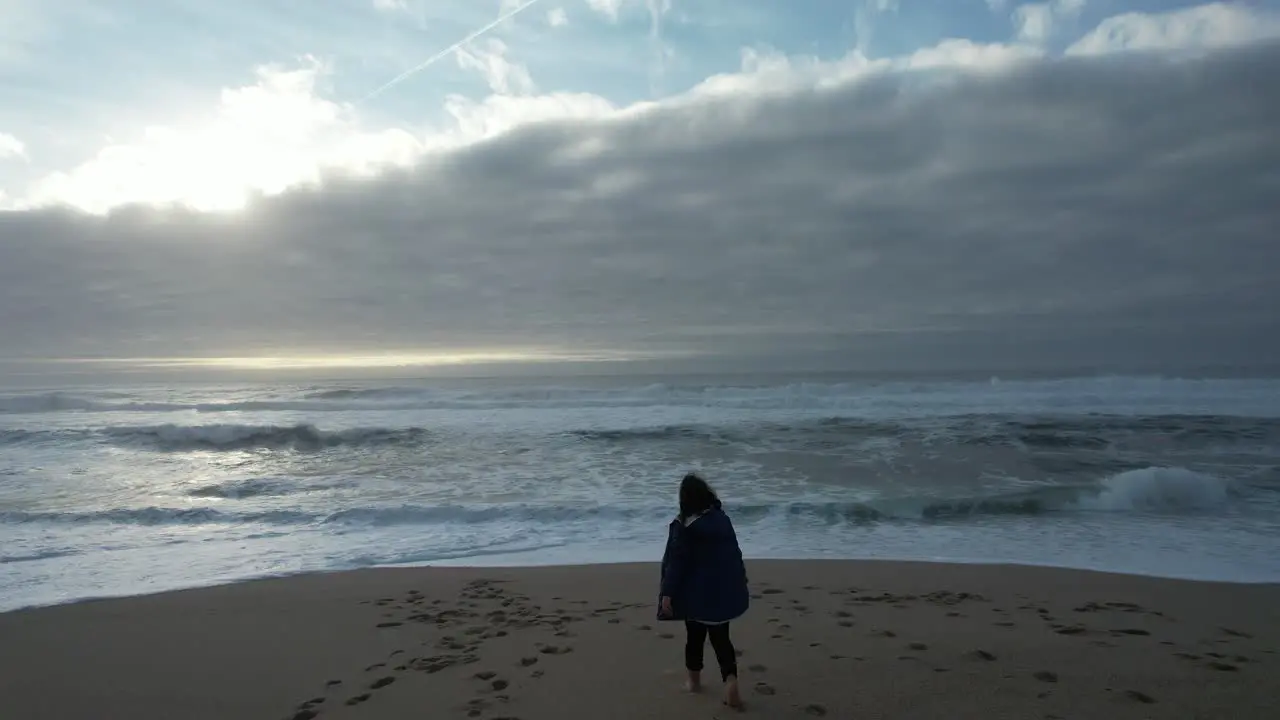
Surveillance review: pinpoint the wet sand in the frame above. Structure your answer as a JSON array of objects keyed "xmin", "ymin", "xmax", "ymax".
[{"xmin": 1, "ymin": 560, "xmax": 1277, "ymax": 719}]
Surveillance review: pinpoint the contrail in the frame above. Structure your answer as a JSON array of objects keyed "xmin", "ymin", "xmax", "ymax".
[{"xmin": 359, "ymin": 0, "xmax": 545, "ymax": 104}]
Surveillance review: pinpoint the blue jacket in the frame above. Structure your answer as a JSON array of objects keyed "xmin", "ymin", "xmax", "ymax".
[{"xmin": 658, "ymin": 505, "xmax": 749, "ymax": 623}]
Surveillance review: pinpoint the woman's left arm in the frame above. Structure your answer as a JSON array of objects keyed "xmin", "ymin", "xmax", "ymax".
[{"xmin": 660, "ymin": 522, "xmax": 689, "ymax": 599}]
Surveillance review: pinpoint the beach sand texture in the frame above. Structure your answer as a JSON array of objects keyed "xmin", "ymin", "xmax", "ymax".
[{"xmin": 2, "ymin": 560, "xmax": 1277, "ymax": 719}]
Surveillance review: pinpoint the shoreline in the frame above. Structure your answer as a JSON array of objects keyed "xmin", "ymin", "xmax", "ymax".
[
  {"xmin": 9, "ymin": 555, "xmax": 1279, "ymax": 616},
  {"xmin": 3, "ymin": 559, "xmax": 1277, "ymax": 719}
]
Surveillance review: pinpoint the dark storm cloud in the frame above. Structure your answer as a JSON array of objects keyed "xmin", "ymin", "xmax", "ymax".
[{"xmin": 2, "ymin": 40, "xmax": 1279, "ymax": 373}]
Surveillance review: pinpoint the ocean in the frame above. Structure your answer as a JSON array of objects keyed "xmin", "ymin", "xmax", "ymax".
[{"xmin": 2, "ymin": 373, "xmax": 1278, "ymax": 611}]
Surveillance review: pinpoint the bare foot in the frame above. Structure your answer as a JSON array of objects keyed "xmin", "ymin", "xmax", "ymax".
[
  {"xmin": 723, "ymin": 676, "xmax": 745, "ymax": 710},
  {"xmin": 685, "ymin": 671, "xmax": 703, "ymax": 693}
]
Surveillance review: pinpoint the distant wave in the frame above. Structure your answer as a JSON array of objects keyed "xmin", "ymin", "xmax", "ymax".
[
  {"xmin": 0, "ymin": 424, "xmax": 431, "ymax": 451},
  {"xmin": 4, "ymin": 376, "xmax": 1280, "ymax": 416},
  {"xmin": 568, "ymin": 415, "xmax": 1280, "ymax": 449},
  {"xmin": 0, "ymin": 467, "xmax": 1238, "ymax": 529},
  {"xmin": 101, "ymin": 424, "xmax": 429, "ymax": 451},
  {"xmin": 302, "ymin": 387, "xmax": 428, "ymax": 400},
  {"xmin": 0, "ymin": 507, "xmax": 318, "ymax": 526},
  {"xmin": 4, "ymin": 412, "xmax": 1278, "ymax": 460}
]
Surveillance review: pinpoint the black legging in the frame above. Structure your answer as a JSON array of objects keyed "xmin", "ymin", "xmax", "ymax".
[{"xmin": 684, "ymin": 621, "xmax": 738, "ymax": 681}]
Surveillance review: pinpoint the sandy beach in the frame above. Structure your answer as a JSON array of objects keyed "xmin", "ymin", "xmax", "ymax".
[{"xmin": 1, "ymin": 560, "xmax": 1277, "ymax": 719}]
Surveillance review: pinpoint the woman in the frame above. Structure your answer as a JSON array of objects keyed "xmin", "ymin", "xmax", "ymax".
[{"xmin": 658, "ymin": 472, "xmax": 749, "ymax": 710}]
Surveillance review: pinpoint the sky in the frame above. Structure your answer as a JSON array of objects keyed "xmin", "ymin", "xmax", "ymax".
[{"xmin": 1, "ymin": 0, "xmax": 1279, "ymax": 379}]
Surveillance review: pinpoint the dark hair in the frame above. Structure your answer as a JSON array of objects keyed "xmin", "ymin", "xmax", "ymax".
[{"xmin": 679, "ymin": 472, "xmax": 721, "ymax": 520}]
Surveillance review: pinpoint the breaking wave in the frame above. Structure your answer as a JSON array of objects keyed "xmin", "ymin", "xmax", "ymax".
[
  {"xmin": 0, "ymin": 467, "xmax": 1237, "ymax": 528},
  {"xmin": 0, "ymin": 548, "xmax": 83, "ymax": 565},
  {"xmin": 185, "ymin": 477, "xmax": 346, "ymax": 499}
]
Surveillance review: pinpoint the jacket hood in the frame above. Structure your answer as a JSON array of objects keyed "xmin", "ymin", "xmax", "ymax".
[{"xmin": 677, "ymin": 506, "xmax": 733, "ymax": 538}]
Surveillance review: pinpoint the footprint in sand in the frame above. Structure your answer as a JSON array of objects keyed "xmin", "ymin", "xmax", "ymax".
[
  {"xmin": 754, "ymin": 682, "xmax": 776, "ymax": 695},
  {"xmin": 370, "ymin": 676, "xmax": 396, "ymax": 689},
  {"xmin": 519, "ymin": 657, "xmax": 538, "ymax": 667},
  {"xmin": 376, "ymin": 621, "xmax": 403, "ymax": 628},
  {"xmin": 908, "ymin": 642, "xmax": 928, "ymax": 651},
  {"xmin": 289, "ymin": 711, "xmax": 318, "ymax": 720},
  {"xmin": 346, "ymin": 693, "xmax": 372, "ymax": 706},
  {"xmin": 1124, "ymin": 690, "xmax": 1156, "ymax": 704},
  {"xmin": 804, "ymin": 703, "xmax": 827, "ymax": 716},
  {"xmin": 1032, "ymin": 671, "xmax": 1058, "ymax": 683},
  {"xmin": 971, "ymin": 650, "xmax": 997, "ymax": 661},
  {"xmin": 748, "ymin": 664, "xmax": 767, "ymax": 672},
  {"xmin": 659, "ymin": 633, "xmax": 675, "ymax": 639}
]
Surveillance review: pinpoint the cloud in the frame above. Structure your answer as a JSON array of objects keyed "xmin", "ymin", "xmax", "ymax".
[
  {"xmin": 1013, "ymin": 0, "xmax": 1086, "ymax": 44},
  {"xmin": 586, "ymin": 0, "xmax": 626, "ymax": 22},
  {"xmin": 21, "ymin": 59, "xmax": 426, "ymax": 213},
  {"xmin": 3, "ymin": 38, "xmax": 1278, "ymax": 373},
  {"xmin": 372, "ymin": 0, "xmax": 409, "ymax": 12},
  {"xmin": 455, "ymin": 38, "xmax": 536, "ymax": 95},
  {"xmin": 1067, "ymin": 2, "xmax": 1280, "ymax": 56},
  {"xmin": 547, "ymin": 6, "xmax": 568, "ymax": 27},
  {"xmin": 854, "ymin": 0, "xmax": 902, "ymax": 56},
  {"xmin": 0, "ymin": 133, "xmax": 26, "ymax": 160},
  {"xmin": 359, "ymin": 0, "xmax": 546, "ymax": 104}
]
